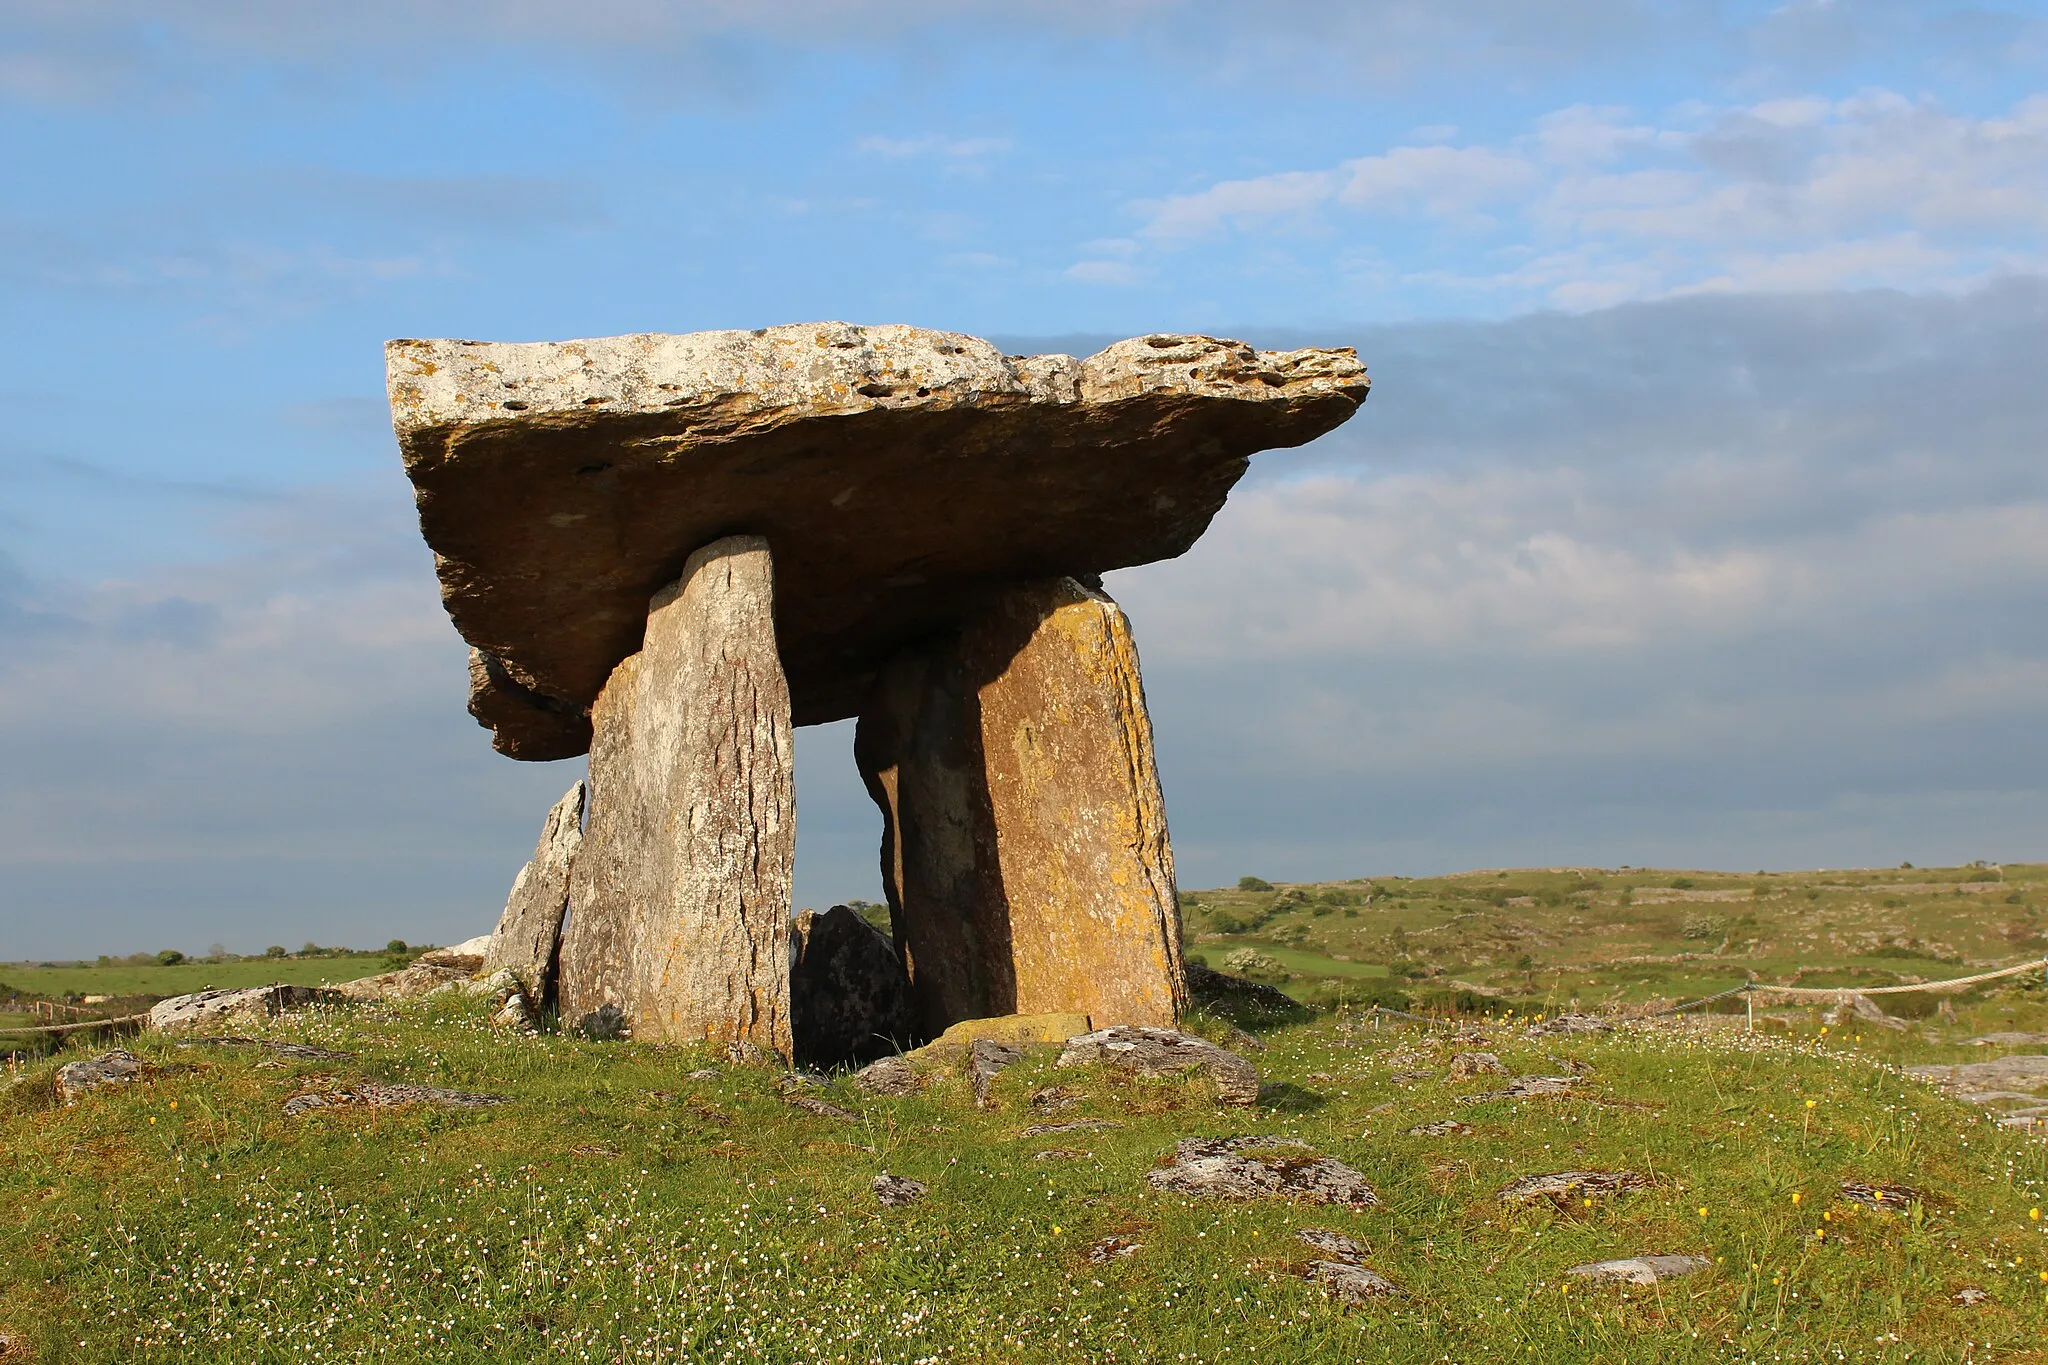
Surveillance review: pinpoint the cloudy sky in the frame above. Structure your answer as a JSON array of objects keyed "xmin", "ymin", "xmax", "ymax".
[{"xmin": 3, "ymin": 1, "xmax": 2045, "ymax": 958}]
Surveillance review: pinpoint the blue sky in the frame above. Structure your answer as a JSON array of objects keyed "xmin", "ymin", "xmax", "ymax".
[{"xmin": 3, "ymin": 1, "xmax": 2047, "ymax": 957}]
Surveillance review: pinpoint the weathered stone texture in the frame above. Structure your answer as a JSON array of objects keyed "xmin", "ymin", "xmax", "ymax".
[
  {"xmin": 483, "ymin": 780, "xmax": 585, "ymax": 1001},
  {"xmin": 556, "ymin": 536, "xmax": 796, "ymax": 1056},
  {"xmin": 789, "ymin": 904, "xmax": 918, "ymax": 1069},
  {"xmin": 387, "ymin": 325, "xmax": 1369, "ymax": 757},
  {"xmin": 147, "ymin": 984, "xmax": 340, "ymax": 1033},
  {"xmin": 1057, "ymin": 1026, "xmax": 1259, "ymax": 1105},
  {"xmin": 858, "ymin": 578, "xmax": 1184, "ymax": 1034}
]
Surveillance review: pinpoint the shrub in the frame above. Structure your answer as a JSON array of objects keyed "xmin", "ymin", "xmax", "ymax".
[
  {"xmin": 1219, "ymin": 948, "xmax": 1288, "ymax": 981},
  {"xmin": 1207, "ymin": 910, "xmax": 1248, "ymax": 935},
  {"xmin": 155, "ymin": 950, "xmax": 185, "ymax": 966},
  {"xmin": 264, "ymin": 945, "xmax": 286, "ymax": 958},
  {"xmin": 1236, "ymin": 876, "xmax": 1274, "ymax": 893},
  {"xmin": 386, "ymin": 939, "xmax": 409, "ymax": 956},
  {"xmin": 1672, "ymin": 877, "xmax": 1696, "ymax": 890}
]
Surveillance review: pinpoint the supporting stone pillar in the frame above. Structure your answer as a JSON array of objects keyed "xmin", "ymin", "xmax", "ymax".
[
  {"xmin": 857, "ymin": 577, "xmax": 1185, "ymax": 1034},
  {"xmin": 557, "ymin": 535, "xmax": 796, "ymax": 1055},
  {"xmin": 482, "ymin": 779, "xmax": 585, "ymax": 1005}
]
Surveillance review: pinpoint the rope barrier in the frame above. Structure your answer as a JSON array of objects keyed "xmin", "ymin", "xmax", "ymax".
[
  {"xmin": 0, "ymin": 1013, "xmax": 146, "ymax": 1037},
  {"xmin": 1644, "ymin": 956, "xmax": 2048, "ymax": 1020}
]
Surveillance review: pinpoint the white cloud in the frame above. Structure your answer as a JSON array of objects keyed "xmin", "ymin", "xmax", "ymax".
[
  {"xmin": 1064, "ymin": 258, "xmax": 1143, "ymax": 286},
  {"xmin": 1122, "ymin": 91, "xmax": 2048, "ymax": 306}
]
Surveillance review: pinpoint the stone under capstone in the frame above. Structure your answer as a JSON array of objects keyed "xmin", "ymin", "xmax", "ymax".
[{"xmin": 387, "ymin": 323, "xmax": 1370, "ymax": 758}]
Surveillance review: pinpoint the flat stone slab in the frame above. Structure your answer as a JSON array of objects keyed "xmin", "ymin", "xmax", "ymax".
[
  {"xmin": 281, "ymin": 1082, "xmax": 510, "ymax": 1117},
  {"xmin": 1146, "ymin": 1136, "xmax": 1378, "ymax": 1205},
  {"xmin": 1566, "ymin": 1255, "xmax": 1709, "ymax": 1285},
  {"xmin": 387, "ymin": 325, "xmax": 1368, "ymax": 757},
  {"xmin": 1057, "ymin": 1026, "xmax": 1259, "ymax": 1105},
  {"xmin": 55, "ymin": 1049, "xmax": 146, "ymax": 1104},
  {"xmin": 147, "ymin": 985, "xmax": 342, "ymax": 1033},
  {"xmin": 1498, "ymin": 1170, "xmax": 1651, "ymax": 1205}
]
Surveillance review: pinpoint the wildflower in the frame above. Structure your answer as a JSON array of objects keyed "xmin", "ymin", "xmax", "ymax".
[
  {"xmin": 1791, "ymin": 1193, "xmax": 1802, "ymax": 1205},
  {"xmin": 1698, "ymin": 1207, "xmax": 1709, "ymax": 1218},
  {"xmin": 1806, "ymin": 1099, "xmax": 1817, "ymax": 1109},
  {"xmin": 1814, "ymin": 1229, "xmax": 1825, "ymax": 1240},
  {"xmin": 2032, "ymin": 1208, "xmax": 2041, "ymax": 1221}
]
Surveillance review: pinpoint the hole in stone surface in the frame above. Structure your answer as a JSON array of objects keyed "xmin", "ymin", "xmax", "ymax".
[
  {"xmin": 856, "ymin": 383, "xmax": 893, "ymax": 398},
  {"xmin": 502, "ymin": 401, "xmax": 530, "ymax": 410},
  {"xmin": 915, "ymin": 387, "xmax": 931, "ymax": 397},
  {"xmin": 575, "ymin": 462, "xmax": 613, "ymax": 475}
]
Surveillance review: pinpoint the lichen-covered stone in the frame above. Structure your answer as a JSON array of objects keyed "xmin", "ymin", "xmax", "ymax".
[
  {"xmin": 557, "ymin": 536, "xmax": 795, "ymax": 1056},
  {"xmin": 1565, "ymin": 1255, "xmax": 1710, "ymax": 1286},
  {"xmin": 282, "ymin": 1083, "xmax": 509, "ymax": 1117},
  {"xmin": 54, "ymin": 1050, "xmax": 145, "ymax": 1104},
  {"xmin": 483, "ymin": 780, "xmax": 584, "ymax": 1002},
  {"xmin": 790, "ymin": 905, "xmax": 918, "ymax": 1069},
  {"xmin": 387, "ymin": 325, "xmax": 1369, "ymax": 757},
  {"xmin": 859, "ymin": 579, "xmax": 1184, "ymax": 1033},
  {"xmin": 147, "ymin": 984, "xmax": 341, "ymax": 1033},
  {"xmin": 1057, "ymin": 1026, "xmax": 1258, "ymax": 1105},
  {"xmin": 1146, "ymin": 1136, "xmax": 1378, "ymax": 1205}
]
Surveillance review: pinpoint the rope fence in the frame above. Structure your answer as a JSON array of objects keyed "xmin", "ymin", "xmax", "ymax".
[{"xmin": 1647, "ymin": 956, "xmax": 2048, "ymax": 1021}]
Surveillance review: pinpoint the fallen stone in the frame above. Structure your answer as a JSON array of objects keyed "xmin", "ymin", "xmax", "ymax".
[
  {"xmin": 779, "ymin": 1070, "xmax": 829, "ymax": 1090},
  {"xmin": 1405, "ymin": 1119, "xmax": 1472, "ymax": 1137},
  {"xmin": 413, "ymin": 948, "xmax": 486, "ymax": 974},
  {"xmin": 1030, "ymin": 1084, "xmax": 1082, "ymax": 1112},
  {"xmin": 790, "ymin": 904, "xmax": 918, "ymax": 1069},
  {"xmin": 872, "ymin": 1173, "xmax": 927, "ymax": 1207},
  {"xmin": 910, "ymin": 1013, "xmax": 1091, "ymax": 1060},
  {"xmin": 785, "ymin": 1095, "xmax": 861, "ymax": 1121},
  {"xmin": 1905, "ymin": 1055, "xmax": 2048, "ymax": 1093},
  {"xmin": 332, "ymin": 964, "xmax": 470, "ymax": 1003},
  {"xmin": 1031, "ymin": 1148, "xmax": 1087, "ymax": 1161},
  {"xmin": 1021, "ymin": 1119, "xmax": 1124, "ymax": 1137},
  {"xmin": 859, "ymin": 578, "xmax": 1184, "ymax": 1031},
  {"xmin": 282, "ymin": 1083, "xmax": 510, "ymax": 1117},
  {"xmin": 1087, "ymin": 1234, "xmax": 1143, "ymax": 1263},
  {"xmin": 1997, "ymin": 1114, "xmax": 2045, "ymax": 1131},
  {"xmin": 687, "ymin": 1067, "xmax": 720, "ymax": 1081},
  {"xmin": 852, "ymin": 1055, "xmax": 921, "ymax": 1097},
  {"xmin": 557, "ymin": 537, "xmax": 795, "ymax": 1055},
  {"xmin": 1184, "ymin": 962, "xmax": 1301, "ymax": 1017},
  {"xmin": 1306, "ymin": 1261, "xmax": 1400, "ymax": 1304},
  {"xmin": 1827, "ymin": 994, "xmax": 1907, "ymax": 1031},
  {"xmin": 491, "ymin": 991, "xmax": 539, "ymax": 1034},
  {"xmin": 482, "ymin": 780, "xmax": 585, "ymax": 1002},
  {"xmin": 176, "ymin": 1038, "xmax": 355, "ymax": 1061},
  {"xmin": 54, "ymin": 1050, "xmax": 145, "ymax": 1104},
  {"xmin": 1955, "ymin": 1286, "xmax": 1990, "ymax": 1305},
  {"xmin": 1525, "ymin": 1014, "xmax": 1613, "ymax": 1037},
  {"xmin": 1459, "ymin": 1075, "xmax": 1580, "ymax": 1105},
  {"xmin": 1497, "ymin": 1170, "xmax": 1650, "ymax": 1205},
  {"xmin": 1968, "ymin": 1032, "xmax": 2048, "ymax": 1046},
  {"xmin": 1565, "ymin": 1255, "xmax": 1710, "ymax": 1286},
  {"xmin": 1057, "ymin": 1026, "xmax": 1259, "ymax": 1105},
  {"xmin": 1145, "ymin": 1136, "xmax": 1378, "ymax": 1206},
  {"xmin": 1839, "ymin": 1180, "xmax": 1925, "ymax": 1210},
  {"xmin": 1447, "ymin": 1052, "xmax": 1507, "ymax": 1081},
  {"xmin": 387, "ymin": 325, "xmax": 1370, "ymax": 757},
  {"xmin": 1297, "ymin": 1228, "xmax": 1368, "ymax": 1261},
  {"xmin": 970, "ymin": 1038, "xmax": 1026, "ymax": 1108},
  {"xmin": 147, "ymin": 985, "xmax": 342, "ymax": 1033}
]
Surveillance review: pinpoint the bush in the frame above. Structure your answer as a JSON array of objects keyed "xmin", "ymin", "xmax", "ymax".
[
  {"xmin": 155, "ymin": 950, "xmax": 185, "ymax": 966},
  {"xmin": 386, "ymin": 939, "xmax": 409, "ymax": 956},
  {"xmin": 1220, "ymin": 948, "xmax": 1288, "ymax": 981},
  {"xmin": 1236, "ymin": 876, "xmax": 1274, "ymax": 893},
  {"xmin": 264, "ymin": 945, "xmax": 286, "ymax": 958}
]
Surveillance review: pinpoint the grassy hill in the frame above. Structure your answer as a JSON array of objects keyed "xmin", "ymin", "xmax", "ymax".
[{"xmin": 1, "ymin": 863, "xmax": 2044, "ymax": 1363}]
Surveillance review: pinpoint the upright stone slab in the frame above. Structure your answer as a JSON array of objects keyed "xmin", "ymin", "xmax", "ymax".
[
  {"xmin": 482, "ymin": 779, "xmax": 585, "ymax": 1002},
  {"xmin": 858, "ymin": 577, "xmax": 1185, "ymax": 1033},
  {"xmin": 557, "ymin": 536, "xmax": 796, "ymax": 1055},
  {"xmin": 789, "ymin": 905, "xmax": 919, "ymax": 1069}
]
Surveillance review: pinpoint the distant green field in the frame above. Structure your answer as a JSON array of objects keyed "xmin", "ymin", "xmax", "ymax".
[
  {"xmin": 0, "ymin": 955, "xmax": 389, "ymax": 1000},
  {"xmin": 1240, "ymin": 945, "xmax": 1392, "ymax": 981}
]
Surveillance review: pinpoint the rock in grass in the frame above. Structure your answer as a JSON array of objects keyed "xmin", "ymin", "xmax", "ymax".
[
  {"xmin": 1306, "ymin": 1260, "xmax": 1400, "ymax": 1303},
  {"xmin": 1087, "ymin": 1234, "xmax": 1143, "ymax": 1263},
  {"xmin": 491, "ymin": 991, "xmax": 538, "ymax": 1034},
  {"xmin": 872, "ymin": 1173, "xmax": 927, "ymax": 1207},
  {"xmin": 1405, "ymin": 1119, "xmax": 1472, "ymax": 1137},
  {"xmin": 1496, "ymin": 1170, "xmax": 1650, "ymax": 1206},
  {"xmin": 332, "ymin": 964, "xmax": 470, "ymax": 1003},
  {"xmin": 282, "ymin": 1083, "xmax": 509, "ymax": 1117},
  {"xmin": 852, "ymin": 1055, "xmax": 921, "ymax": 1097},
  {"xmin": 1525, "ymin": 1014, "xmax": 1612, "ymax": 1037},
  {"xmin": 1968, "ymin": 1032, "xmax": 2048, "ymax": 1046},
  {"xmin": 1955, "ymin": 1286, "xmax": 1991, "ymax": 1305},
  {"xmin": 1459, "ymin": 1074, "xmax": 1579, "ymax": 1105},
  {"xmin": 177, "ymin": 1038, "xmax": 355, "ymax": 1061},
  {"xmin": 1146, "ymin": 1136, "xmax": 1378, "ymax": 1206},
  {"xmin": 970, "ymin": 1039, "xmax": 1026, "ymax": 1108},
  {"xmin": 147, "ymin": 984, "xmax": 341, "ymax": 1033},
  {"xmin": 785, "ymin": 1095, "xmax": 861, "ymax": 1121},
  {"xmin": 54, "ymin": 1050, "xmax": 146, "ymax": 1105},
  {"xmin": 1565, "ymin": 1255, "xmax": 1710, "ymax": 1285},
  {"xmin": 1297, "ymin": 1228, "xmax": 1367, "ymax": 1260},
  {"xmin": 1184, "ymin": 962, "xmax": 1302, "ymax": 1017},
  {"xmin": 1446, "ymin": 1052, "xmax": 1506, "ymax": 1081},
  {"xmin": 1021, "ymin": 1118, "xmax": 1123, "ymax": 1137},
  {"xmin": 1057, "ymin": 1026, "xmax": 1259, "ymax": 1106},
  {"xmin": 1838, "ymin": 1180, "xmax": 1925, "ymax": 1211}
]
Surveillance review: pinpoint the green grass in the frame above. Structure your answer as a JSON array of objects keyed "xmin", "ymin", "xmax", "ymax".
[
  {"xmin": 5, "ymin": 987, "xmax": 2047, "ymax": 1361},
  {"xmin": 0, "ymin": 955, "xmax": 390, "ymax": 1000}
]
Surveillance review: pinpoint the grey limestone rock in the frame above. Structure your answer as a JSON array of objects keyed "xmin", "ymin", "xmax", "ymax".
[
  {"xmin": 790, "ymin": 904, "xmax": 918, "ymax": 1069},
  {"xmin": 1057, "ymin": 1026, "xmax": 1259, "ymax": 1106},
  {"xmin": 1525, "ymin": 1013, "xmax": 1613, "ymax": 1037},
  {"xmin": 147, "ymin": 984, "xmax": 341, "ymax": 1033},
  {"xmin": 872, "ymin": 1173, "xmax": 927, "ymax": 1207},
  {"xmin": 282, "ymin": 1083, "xmax": 510, "ymax": 1117},
  {"xmin": 852, "ymin": 1055, "xmax": 921, "ymax": 1097},
  {"xmin": 1447, "ymin": 1052, "xmax": 1506, "ymax": 1081},
  {"xmin": 1838, "ymin": 1180, "xmax": 1925, "ymax": 1210},
  {"xmin": 1306, "ymin": 1261, "xmax": 1400, "ymax": 1304},
  {"xmin": 483, "ymin": 780, "xmax": 585, "ymax": 1003},
  {"xmin": 54, "ymin": 1049, "xmax": 146, "ymax": 1104},
  {"xmin": 1969, "ymin": 1032, "xmax": 2048, "ymax": 1046},
  {"xmin": 1021, "ymin": 1119, "xmax": 1123, "ymax": 1137},
  {"xmin": 1145, "ymin": 1136, "xmax": 1378, "ymax": 1206},
  {"xmin": 332, "ymin": 964, "xmax": 469, "ymax": 1003},
  {"xmin": 556, "ymin": 537, "xmax": 795, "ymax": 1056},
  {"xmin": 1459, "ymin": 1074, "xmax": 1580, "ymax": 1105},
  {"xmin": 386, "ymin": 325, "xmax": 1371, "ymax": 758},
  {"xmin": 1296, "ymin": 1228, "xmax": 1368, "ymax": 1261},
  {"xmin": 177, "ymin": 1038, "xmax": 354, "ymax": 1061},
  {"xmin": 785, "ymin": 1094, "xmax": 861, "ymax": 1121},
  {"xmin": 969, "ymin": 1038, "xmax": 1026, "ymax": 1108},
  {"xmin": 1405, "ymin": 1119, "xmax": 1472, "ymax": 1137},
  {"xmin": 1497, "ymin": 1170, "xmax": 1651, "ymax": 1205},
  {"xmin": 1566, "ymin": 1255, "xmax": 1710, "ymax": 1286}
]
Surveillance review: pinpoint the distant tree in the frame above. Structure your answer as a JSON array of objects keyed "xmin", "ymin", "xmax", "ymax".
[
  {"xmin": 300, "ymin": 942, "xmax": 321, "ymax": 956},
  {"xmin": 207, "ymin": 943, "xmax": 228, "ymax": 961},
  {"xmin": 1237, "ymin": 876, "xmax": 1274, "ymax": 893},
  {"xmin": 156, "ymin": 949, "xmax": 185, "ymax": 966},
  {"xmin": 265, "ymin": 945, "xmax": 287, "ymax": 958},
  {"xmin": 386, "ymin": 939, "xmax": 409, "ymax": 956}
]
